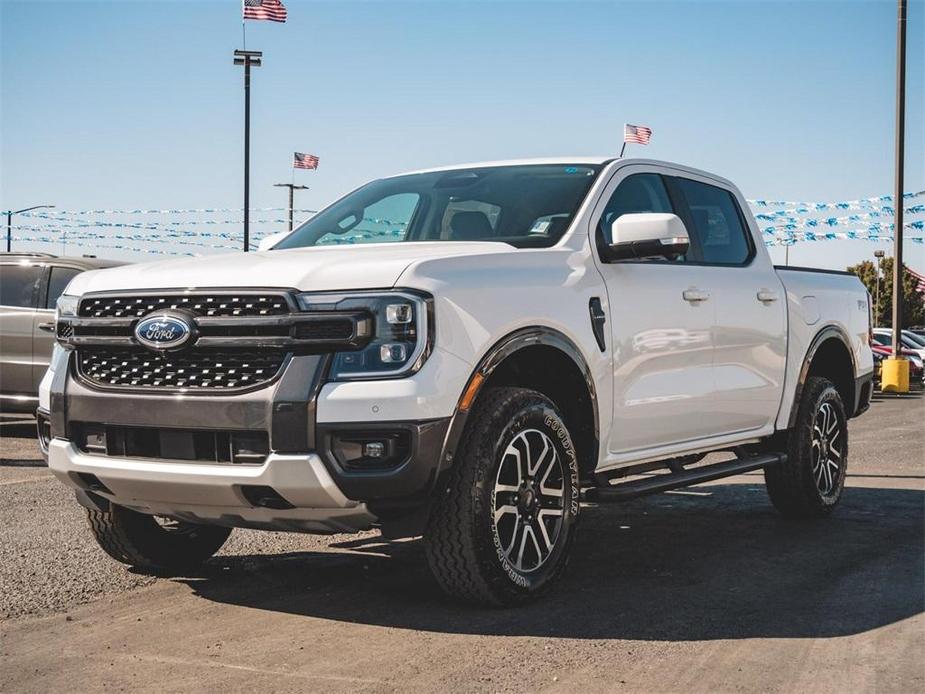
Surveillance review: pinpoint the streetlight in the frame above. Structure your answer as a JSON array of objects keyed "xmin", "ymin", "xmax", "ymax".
[
  {"xmin": 874, "ymin": 249, "xmax": 885, "ymax": 327},
  {"xmin": 5, "ymin": 205, "xmax": 56, "ymax": 252},
  {"xmin": 273, "ymin": 183, "xmax": 309, "ymax": 232}
]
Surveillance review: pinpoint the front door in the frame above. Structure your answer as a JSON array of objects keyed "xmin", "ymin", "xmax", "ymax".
[{"xmin": 591, "ymin": 169, "xmax": 722, "ymax": 456}]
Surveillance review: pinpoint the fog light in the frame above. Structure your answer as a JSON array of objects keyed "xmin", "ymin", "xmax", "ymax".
[
  {"xmin": 364, "ymin": 442, "xmax": 386, "ymax": 458},
  {"xmin": 386, "ymin": 303, "xmax": 413, "ymax": 324},
  {"xmin": 380, "ymin": 343, "xmax": 407, "ymax": 363}
]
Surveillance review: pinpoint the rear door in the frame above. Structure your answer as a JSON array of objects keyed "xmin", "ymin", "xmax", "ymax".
[
  {"xmin": 670, "ymin": 175, "xmax": 787, "ymax": 436},
  {"xmin": 0, "ymin": 262, "xmax": 44, "ymax": 400},
  {"xmin": 32, "ymin": 265, "xmax": 82, "ymax": 389}
]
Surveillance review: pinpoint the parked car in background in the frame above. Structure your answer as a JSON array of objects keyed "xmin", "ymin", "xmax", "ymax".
[
  {"xmin": 872, "ymin": 328, "xmax": 925, "ymax": 360},
  {"xmin": 0, "ymin": 253, "xmax": 126, "ymax": 413}
]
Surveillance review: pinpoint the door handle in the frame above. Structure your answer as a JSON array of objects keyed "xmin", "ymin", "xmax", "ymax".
[
  {"xmin": 682, "ymin": 288, "xmax": 710, "ymax": 303},
  {"xmin": 756, "ymin": 289, "xmax": 779, "ymax": 304},
  {"xmin": 37, "ymin": 322, "xmax": 55, "ymax": 333}
]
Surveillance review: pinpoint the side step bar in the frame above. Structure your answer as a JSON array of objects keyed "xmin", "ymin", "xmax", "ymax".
[{"xmin": 583, "ymin": 452, "xmax": 786, "ymax": 503}]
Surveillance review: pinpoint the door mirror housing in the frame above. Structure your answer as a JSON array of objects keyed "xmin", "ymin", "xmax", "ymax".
[
  {"xmin": 603, "ymin": 213, "xmax": 690, "ymax": 262},
  {"xmin": 257, "ymin": 231, "xmax": 291, "ymax": 252}
]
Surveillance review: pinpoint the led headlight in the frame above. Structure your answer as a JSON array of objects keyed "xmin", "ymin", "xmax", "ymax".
[{"xmin": 296, "ymin": 290, "xmax": 432, "ymax": 380}]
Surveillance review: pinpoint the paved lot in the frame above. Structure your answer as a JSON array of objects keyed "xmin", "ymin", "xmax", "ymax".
[{"xmin": 1, "ymin": 394, "xmax": 923, "ymax": 693}]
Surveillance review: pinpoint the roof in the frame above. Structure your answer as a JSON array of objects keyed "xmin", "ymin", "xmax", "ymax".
[{"xmin": 391, "ymin": 156, "xmax": 616, "ymax": 177}]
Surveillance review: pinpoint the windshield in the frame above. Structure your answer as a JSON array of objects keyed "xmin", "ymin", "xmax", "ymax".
[{"xmin": 276, "ymin": 164, "xmax": 602, "ymax": 250}]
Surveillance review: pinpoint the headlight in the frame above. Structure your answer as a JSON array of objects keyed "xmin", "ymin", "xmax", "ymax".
[
  {"xmin": 56, "ymin": 294, "xmax": 79, "ymax": 320},
  {"xmin": 296, "ymin": 290, "xmax": 432, "ymax": 380}
]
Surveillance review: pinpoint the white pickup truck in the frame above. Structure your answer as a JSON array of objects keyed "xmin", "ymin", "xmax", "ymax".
[{"xmin": 41, "ymin": 157, "xmax": 873, "ymax": 605}]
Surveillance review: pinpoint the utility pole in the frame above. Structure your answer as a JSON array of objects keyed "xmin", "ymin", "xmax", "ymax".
[
  {"xmin": 874, "ymin": 249, "xmax": 885, "ymax": 326},
  {"xmin": 273, "ymin": 183, "xmax": 309, "ymax": 232},
  {"xmin": 234, "ymin": 49, "xmax": 262, "ymax": 252},
  {"xmin": 890, "ymin": 0, "xmax": 907, "ymax": 353},
  {"xmin": 883, "ymin": 0, "xmax": 909, "ymax": 392},
  {"xmin": 5, "ymin": 205, "xmax": 55, "ymax": 252}
]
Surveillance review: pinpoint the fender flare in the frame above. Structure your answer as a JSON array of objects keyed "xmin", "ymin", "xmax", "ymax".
[
  {"xmin": 435, "ymin": 326, "xmax": 600, "ymax": 480},
  {"xmin": 787, "ymin": 324, "xmax": 858, "ymax": 427}
]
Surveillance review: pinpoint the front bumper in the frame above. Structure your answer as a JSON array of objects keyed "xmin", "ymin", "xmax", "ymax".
[
  {"xmin": 48, "ymin": 438, "xmax": 375, "ymax": 534},
  {"xmin": 45, "ymin": 347, "xmax": 459, "ymax": 531}
]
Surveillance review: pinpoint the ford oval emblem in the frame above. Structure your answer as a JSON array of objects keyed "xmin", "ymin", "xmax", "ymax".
[{"xmin": 134, "ymin": 313, "xmax": 195, "ymax": 351}]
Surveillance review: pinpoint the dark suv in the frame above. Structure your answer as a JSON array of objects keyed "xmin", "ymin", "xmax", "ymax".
[{"xmin": 0, "ymin": 253, "xmax": 125, "ymax": 413}]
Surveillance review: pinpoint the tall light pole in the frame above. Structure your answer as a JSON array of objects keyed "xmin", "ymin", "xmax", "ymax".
[
  {"xmin": 234, "ymin": 49, "xmax": 262, "ymax": 252},
  {"xmin": 273, "ymin": 183, "xmax": 309, "ymax": 232},
  {"xmin": 5, "ymin": 205, "xmax": 56, "ymax": 252},
  {"xmin": 890, "ymin": 0, "xmax": 906, "ymax": 356},
  {"xmin": 883, "ymin": 0, "xmax": 909, "ymax": 393},
  {"xmin": 874, "ymin": 249, "xmax": 885, "ymax": 326}
]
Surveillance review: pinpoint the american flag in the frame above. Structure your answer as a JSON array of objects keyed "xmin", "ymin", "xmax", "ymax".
[
  {"xmin": 294, "ymin": 152, "xmax": 319, "ymax": 170},
  {"xmin": 624, "ymin": 123, "xmax": 653, "ymax": 145},
  {"xmin": 910, "ymin": 266, "xmax": 925, "ymax": 294},
  {"xmin": 243, "ymin": 0, "xmax": 287, "ymax": 23}
]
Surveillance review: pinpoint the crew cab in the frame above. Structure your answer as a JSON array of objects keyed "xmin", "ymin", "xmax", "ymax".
[{"xmin": 41, "ymin": 158, "xmax": 873, "ymax": 605}]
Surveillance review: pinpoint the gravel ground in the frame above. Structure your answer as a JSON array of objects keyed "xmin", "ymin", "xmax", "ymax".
[{"xmin": 1, "ymin": 393, "xmax": 923, "ymax": 693}]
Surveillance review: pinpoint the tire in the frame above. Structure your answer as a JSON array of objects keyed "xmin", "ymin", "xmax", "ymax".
[
  {"xmin": 86, "ymin": 504, "xmax": 231, "ymax": 572},
  {"xmin": 764, "ymin": 376, "xmax": 848, "ymax": 518},
  {"xmin": 424, "ymin": 387, "xmax": 581, "ymax": 606}
]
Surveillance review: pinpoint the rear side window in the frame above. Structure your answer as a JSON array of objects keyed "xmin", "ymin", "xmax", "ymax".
[
  {"xmin": 45, "ymin": 267, "xmax": 82, "ymax": 309},
  {"xmin": 0, "ymin": 264, "xmax": 42, "ymax": 308},
  {"xmin": 677, "ymin": 179, "xmax": 752, "ymax": 265},
  {"xmin": 599, "ymin": 173, "xmax": 673, "ymax": 244}
]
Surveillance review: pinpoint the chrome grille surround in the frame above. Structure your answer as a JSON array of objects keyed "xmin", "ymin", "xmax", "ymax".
[{"xmin": 62, "ymin": 290, "xmax": 373, "ymax": 394}]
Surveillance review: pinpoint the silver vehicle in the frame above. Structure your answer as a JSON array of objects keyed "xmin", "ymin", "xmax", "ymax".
[{"xmin": 0, "ymin": 253, "xmax": 125, "ymax": 413}]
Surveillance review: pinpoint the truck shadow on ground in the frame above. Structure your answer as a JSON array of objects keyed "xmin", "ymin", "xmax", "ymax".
[{"xmin": 179, "ymin": 482, "xmax": 924, "ymax": 641}]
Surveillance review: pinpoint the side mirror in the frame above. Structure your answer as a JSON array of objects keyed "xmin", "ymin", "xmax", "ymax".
[
  {"xmin": 257, "ymin": 231, "xmax": 291, "ymax": 252},
  {"xmin": 603, "ymin": 213, "xmax": 690, "ymax": 262}
]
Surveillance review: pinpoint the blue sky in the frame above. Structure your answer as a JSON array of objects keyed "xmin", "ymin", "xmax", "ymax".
[{"xmin": 1, "ymin": 0, "xmax": 923, "ymax": 271}]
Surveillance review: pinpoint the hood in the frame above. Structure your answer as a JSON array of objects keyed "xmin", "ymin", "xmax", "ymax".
[{"xmin": 67, "ymin": 241, "xmax": 510, "ymax": 296}]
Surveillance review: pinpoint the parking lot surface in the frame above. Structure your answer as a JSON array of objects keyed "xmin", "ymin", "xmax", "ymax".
[{"xmin": 1, "ymin": 394, "xmax": 923, "ymax": 693}]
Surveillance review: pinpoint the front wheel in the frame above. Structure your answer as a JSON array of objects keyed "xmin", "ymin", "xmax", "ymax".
[
  {"xmin": 424, "ymin": 387, "xmax": 580, "ymax": 606},
  {"xmin": 87, "ymin": 504, "xmax": 231, "ymax": 572},
  {"xmin": 765, "ymin": 376, "xmax": 848, "ymax": 517}
]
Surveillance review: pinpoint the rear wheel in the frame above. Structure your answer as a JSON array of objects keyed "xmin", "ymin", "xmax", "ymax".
[
  {"xmin": 87, "ymin": 504, "xmax": 231, "ymax": 572},
  {"xmin": 424, "ymin": 387, "xmax": 580, "ymax": 606},
  {"xmin": 765, "ymin": 376, "xmax": 848, "ymax": 517}
]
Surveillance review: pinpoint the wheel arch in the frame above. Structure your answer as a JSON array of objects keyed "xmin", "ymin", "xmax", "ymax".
[
  {"xmin": 438, "ymin": 327, "xmax": 600, "ymax": 481},
  {"xmin": 788, "ymin": 325, "xmax": 858, "ymax": 427}
]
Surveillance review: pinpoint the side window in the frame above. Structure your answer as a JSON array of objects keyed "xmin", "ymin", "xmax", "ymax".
[
  {"xmin": 45, "ymin": 267, "xmax": 82, "ymax": 309},
  {"xmin": 0, "ymin": 264, "xmax": 42, "ymax": 308},
  {"xmin": 599, "ymin": 173, "xmax": 673, "ymax": 245},
  {"xmin": 677, "ymin": 179, "xmax": 752, "ymax": 265},
  {"xmin": 316, "ymin": 193, "xmax": 420, "ymax": 246}
]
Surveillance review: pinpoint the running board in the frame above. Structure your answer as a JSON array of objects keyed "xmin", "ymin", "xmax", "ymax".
[{"xmin": 583, "ymin": 452, "xmax": 786, "ymax": 503}]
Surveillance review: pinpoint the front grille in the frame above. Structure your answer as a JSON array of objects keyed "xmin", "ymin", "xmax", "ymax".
[
  {"xmin": 79, "ymin": 294, "xmax": 290, "ymax": 318},
  {"xmin": 78, "ymin": 348, "xmax": 287, "ymax": 390},
  {"xmin": 74, "ymin": 423, "xmax": 269, "ymax": 465}
]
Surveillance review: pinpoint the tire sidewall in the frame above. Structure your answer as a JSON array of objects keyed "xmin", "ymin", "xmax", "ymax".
[
  {"xmin": 472, "ymin": 399, "xmax": 580, "ymax": 601},
  {"xmin": 796, "ymin": 381, "xmax": 848, "ymax": 508}
]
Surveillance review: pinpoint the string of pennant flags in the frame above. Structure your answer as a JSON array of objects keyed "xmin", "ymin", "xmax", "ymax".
[{"xmin": 9, "ymin": 190, "xmax": 924, "ymax": 255}]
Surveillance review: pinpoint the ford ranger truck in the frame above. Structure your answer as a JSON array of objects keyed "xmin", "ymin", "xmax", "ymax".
[{"xmin": 41, "ymin": 158, "xmax": 873, "ymax": 606}]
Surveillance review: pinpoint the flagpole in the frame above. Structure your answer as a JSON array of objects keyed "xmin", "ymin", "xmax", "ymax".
[{"xmin": 619, "ymin": 142, "xmax": 627, "ymax": 158}]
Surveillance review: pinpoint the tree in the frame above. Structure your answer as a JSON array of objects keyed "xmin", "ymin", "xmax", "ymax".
[{"xmin": 847, "ymin": 256, "xmax": 925, "ymax": 328}]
